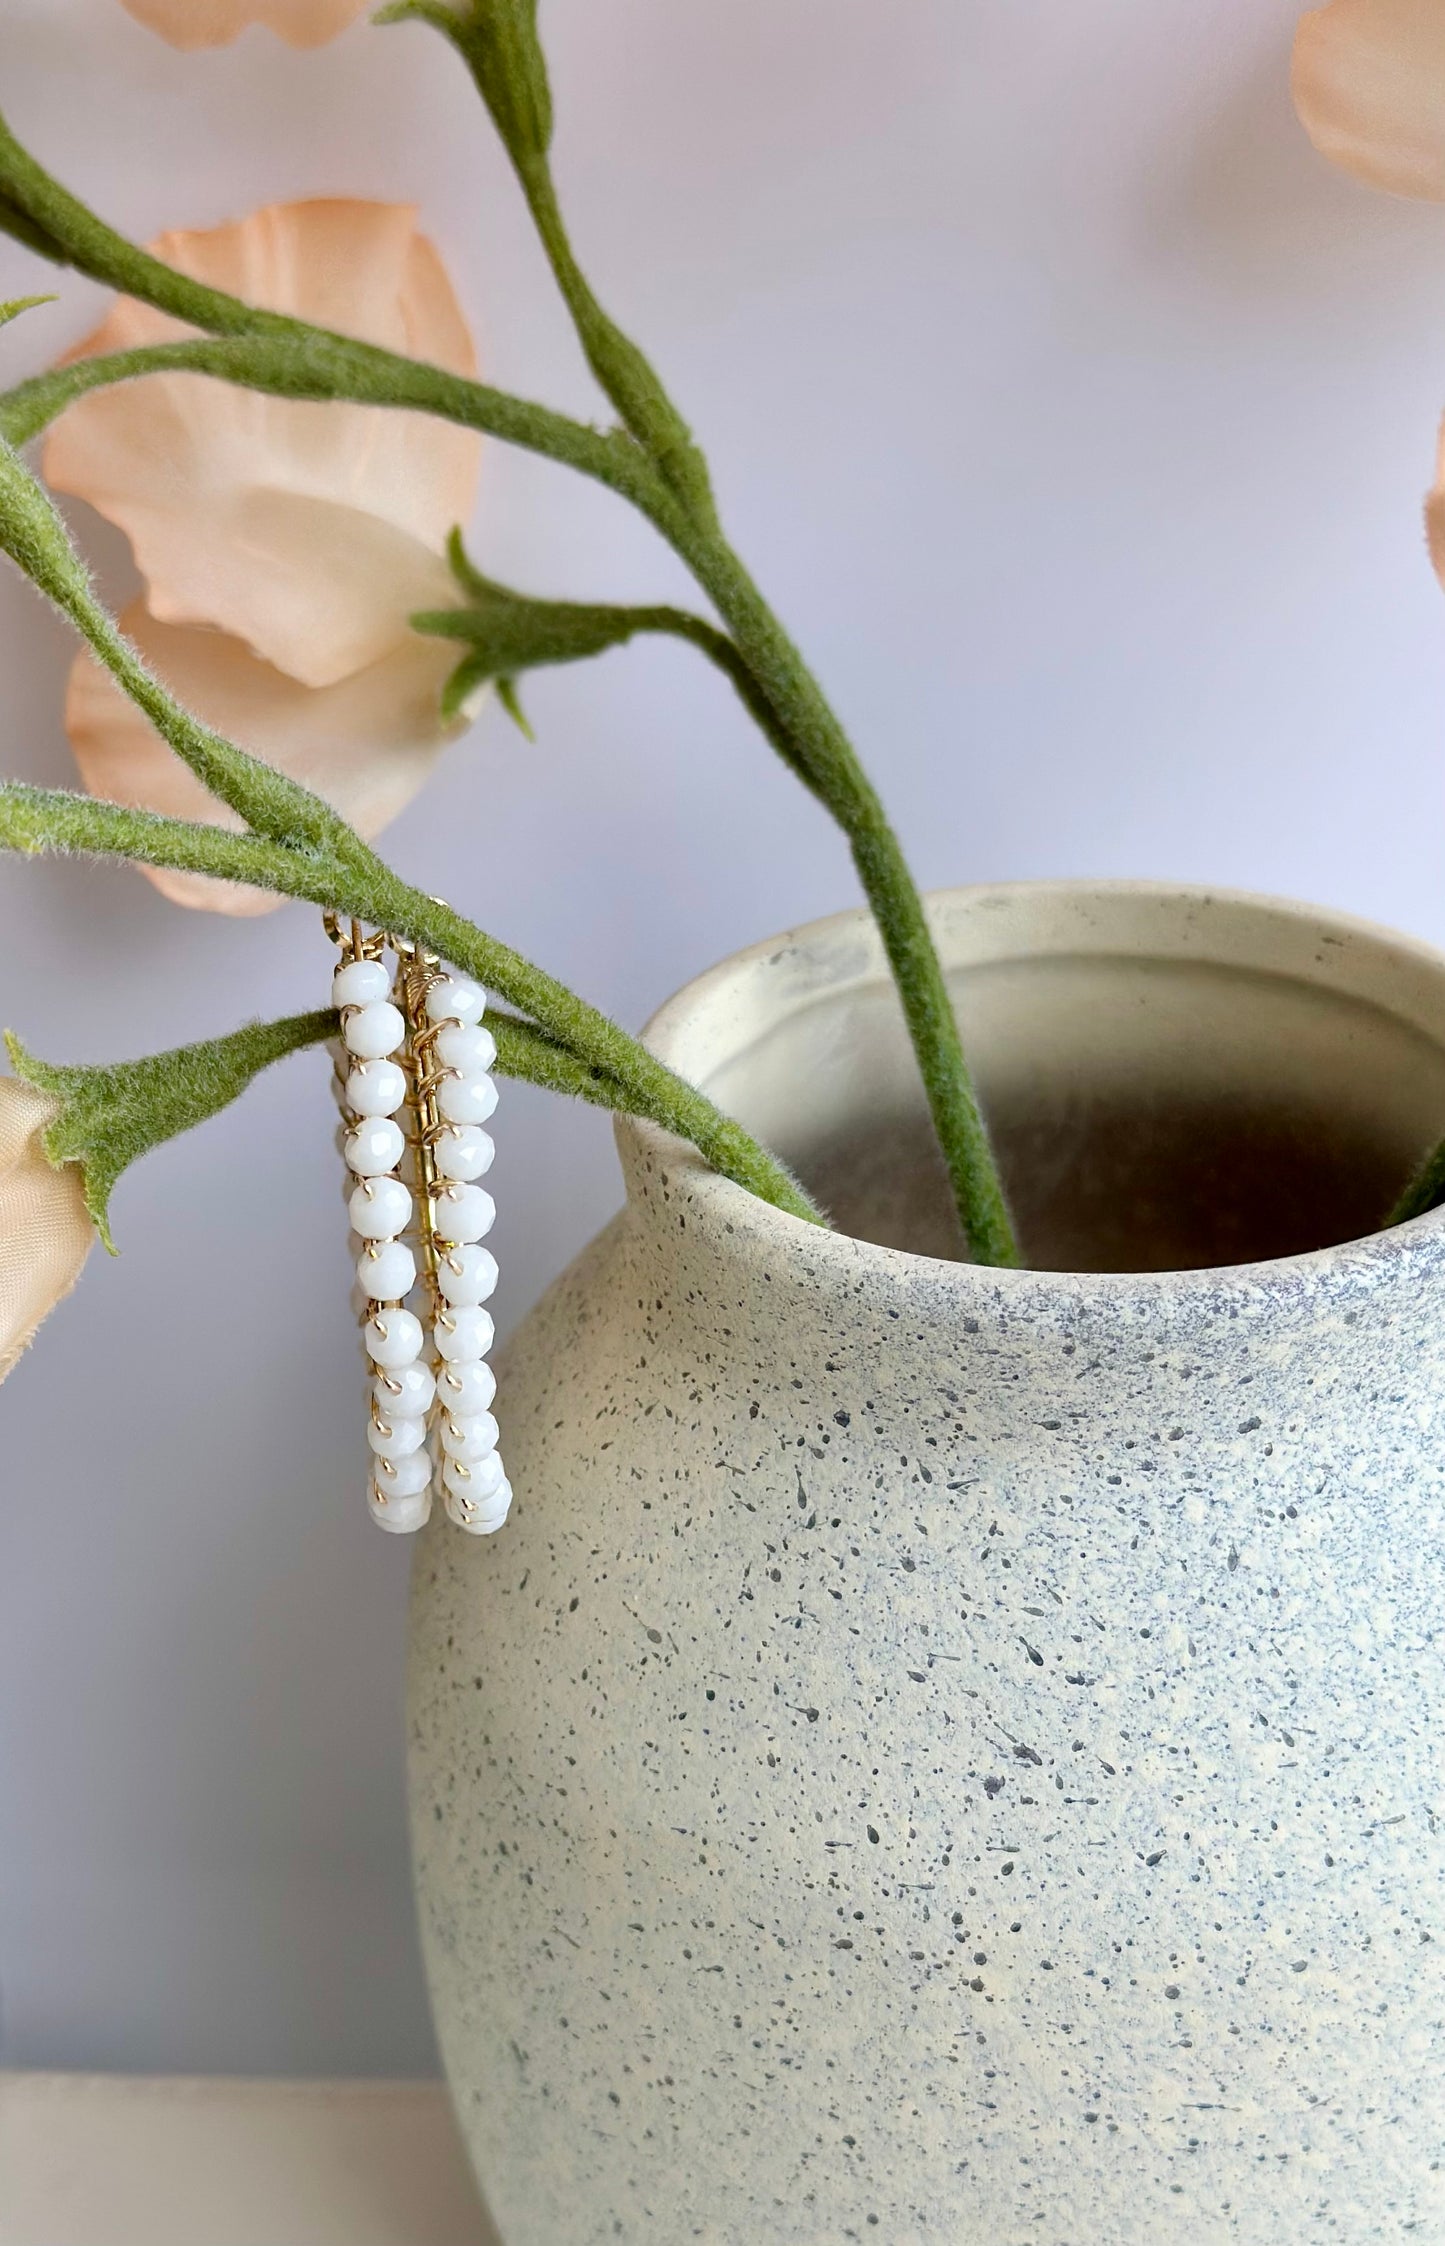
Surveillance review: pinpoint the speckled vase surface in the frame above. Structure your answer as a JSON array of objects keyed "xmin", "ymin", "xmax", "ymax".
[{"xmin": 410, "ymin": 882, "xmax": 1445, "ymax": 2244}]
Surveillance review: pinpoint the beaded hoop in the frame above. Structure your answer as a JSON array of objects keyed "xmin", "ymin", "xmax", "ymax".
[{"xmin": 327, "ymin": 915, "xmax": 510, "ymax": 1537}]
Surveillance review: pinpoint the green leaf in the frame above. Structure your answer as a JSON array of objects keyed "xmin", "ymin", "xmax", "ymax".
[{"xmin": 6, "ymin": 1010, "xmax": 336, "ymax": 1252}]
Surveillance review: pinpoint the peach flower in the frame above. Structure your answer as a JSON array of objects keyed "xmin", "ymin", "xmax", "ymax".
[
  {"xmin": 45, "ymin": 198, "xmax": 482, "ymax": 914},
  {"xmin": 0, "ymin": 1078, "xmax": 94, "ymax": 1383},
  {"xmin": 1293, "ymin": 0, "xmax": 1445, "ymax": 198},
  {"xmin": 120, "ymin": 0, "xmax": 370, "ymax": 50}
]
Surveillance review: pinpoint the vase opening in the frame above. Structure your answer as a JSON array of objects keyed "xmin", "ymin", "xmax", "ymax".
[{"xmin": 662, "ymin": 888, "xmax": 1445, "ymax": 1276}]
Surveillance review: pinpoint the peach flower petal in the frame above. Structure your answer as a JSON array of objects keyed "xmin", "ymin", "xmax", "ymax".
[
  {"xmin": 120, "ymin": 0, "xmax": 370, "ymax": 50},
  {"xmin": 1293, "ymin": 0, "xmax": 1445, "ymax": 199},
  {"xmin": 1423, "ymin": 412, "xmax": 1445, "ymax": 592},
  {"xmin": 66, "ymin": 600, "xmax": 471, "ymax": 916},
  {"xmin": 0, "ymin": 1077, "xmax": 94, "ymax": 1383},
  {"xmin": 45, "ymin": 200, "xmax": 481, "ymax": 687}
]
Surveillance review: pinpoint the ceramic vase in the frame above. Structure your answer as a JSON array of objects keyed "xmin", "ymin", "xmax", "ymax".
[{"xmin": 410, "ymin": 882, "xmax": 1445, "ymax": 2243}]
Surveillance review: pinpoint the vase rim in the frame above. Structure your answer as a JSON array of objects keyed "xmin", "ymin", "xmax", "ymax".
[{"xmin": 623, "ymin": 877, "xmax": 1445, "ymax": 1301}]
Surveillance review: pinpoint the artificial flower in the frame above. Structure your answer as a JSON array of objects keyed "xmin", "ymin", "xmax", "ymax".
[
  {"xmin": 0, "ymin": 1078, "xmax": 94, "ymax": 1383},
  {"xmin": 44, "ymin": 197, "xmax": 482, "ymax": 913},
  {"xmin": 1292, "ymin": 0, "xmax": 1445, "ymax": 198},
  {"xmin": 120, "ymin": 0, "xmax": 370, "ymax": 50}
]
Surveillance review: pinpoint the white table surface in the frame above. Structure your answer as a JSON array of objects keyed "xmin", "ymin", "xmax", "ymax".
[{"xmin": 0, "ymin": 2074, "xmax": 500, "ymax": 2246}]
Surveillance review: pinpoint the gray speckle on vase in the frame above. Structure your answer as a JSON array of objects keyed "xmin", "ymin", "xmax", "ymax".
[{"xmin": 410, "ymin": 884, "xmax": 1445, "ymax": 2243}]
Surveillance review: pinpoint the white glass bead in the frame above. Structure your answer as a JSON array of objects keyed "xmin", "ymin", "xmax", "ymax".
[
  {"xmin": 437, "ymin": 1072, "xmax": 499, "ymax": 1127},
  {"xmin": 346, "ymin": 1058, "xmax": 407, "ymax": 1117},
  {"xmin": 372, "ymin": 1446, "xmax": 433, "ymax": 1498},
  {"xmin": 434, "ymin": 1305, "xmax": 495, "ymax": 1363},
  {"xmin": 332, "ymin": 957, "xmax": 391, "ymax": 1009},
  {"xmin": 440, "ymin": 1410, "xmax": 500, "ymax": 1462},
  {"xmin": 446, "ymin": 1478, "xmax": 512, "ymax": 1535},
  {"xmin": 343, "ymin": 999, "xmax": 406, "ymax": 1060},
  {"xmin": 436, "ymin": 1242, "xmax": 498, "ymax": 1306},
  {"xmin": 432, "ymin": 1126, "xmax": 494, "ymax": 1183},
  {"xmin": 369, "ymin": 1484, "xmax": 431, "ymax": 1535},
  {"xmin": 344, "ymin": 1116, "xmax": 406, "ymax": 1178},
  {"xmin": 374, "ymin": 1362, "xmax": 436, "ymax": 1418},
  {"xmin": 431, "ymin": 1182, "xmax": 494, "ymax": 1244},
  {"xmin": 356, "ymin": 1238, "xmax": 416, "ymax": 1304},
  {"xmin": 349, "ymin": 1174, "xmax": 412, "ymax": 1240},
  {"xmin": 368, "ymin": 1411, "xmax": 429, "ymax": 1460},
  {"xmin": 435, "ymin": 1359, "xmax": 496, "ymax": 1415},
  {"xmin": 442, "ymin": 1449, "xmax": 506, "ymax": 1501},
  {"xmin": 365, "ymin": 1307, "xmax": 425, "ymax": 1369},
  {"xmin": 425, "ymin": 975, "xmax": 486, "ymax": 1026},
  {"xmin": 434, "ymin": 1022, "xmax": 497, "ymax": 1075}
]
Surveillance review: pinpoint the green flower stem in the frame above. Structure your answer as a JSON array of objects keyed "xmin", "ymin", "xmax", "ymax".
[
  {"xmin": 0, "ymin": 783, "xmax": 825, "ymax": 1229},
  {"xmin": 375, "ymin": 0, "xmax": 717, "ymax": 526},
  {"xmin": 0, "ymin": 433, "xmax": 356, "ymax": 855},
  {"xmin": 662, "ymin": 523, "xmax": 1018, "ymax": 1267},
  {"xmin": 0, "ymin": 110, "xmax": 1017, "ymax": 1263},
  {"xmin": 408, "ymin": 3, "xmax": 1017, "ymax": 1264},
  {"xmin": 9, "ymin": 999, "xmax": 762, "ymax": 1251},
  {"xmin": 349, "ymin": 873, "xmax": 825, "ymax": 1227},
  {"xmin": 0, "ymin": 113, "xmax": 669, "ymax": 510},
  {"xmin": 0, "ymin": 781, "xmax": 308, "ymax": 884}
]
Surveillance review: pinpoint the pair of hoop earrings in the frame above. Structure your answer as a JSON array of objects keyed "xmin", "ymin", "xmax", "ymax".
[{"xmin": 326, "ymin": 915, "xmax": 511, "ymax": 1537}]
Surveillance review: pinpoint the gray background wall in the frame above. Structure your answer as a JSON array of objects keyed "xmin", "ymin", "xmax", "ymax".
[{"xmin": 2, "ymin": 0, "xmax": 1443, "ymax": 2076}]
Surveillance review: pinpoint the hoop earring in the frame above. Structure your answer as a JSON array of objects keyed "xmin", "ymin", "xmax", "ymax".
[{"xmin": 326, "ymin": 915, "xmax": 510, "ymax": 1537}]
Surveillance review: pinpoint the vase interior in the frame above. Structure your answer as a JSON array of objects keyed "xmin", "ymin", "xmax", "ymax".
[{"xmin": 698, "ymin": 944, "xmax": 1445, "ymax": 1273}]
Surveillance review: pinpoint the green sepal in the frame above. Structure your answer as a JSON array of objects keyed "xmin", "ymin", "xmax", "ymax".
[
  {"xmin": 0, "ymin": 293, "xmax": 56, "ymax": 331},
  {"xmin": 5, "ymin": 1009, "xmax": 336, "ymax": 1253},
  {"xmin": 415, "ymin": 530, "xmax": 718, "ymax": 724},
  {"xmin": 495, "ymin": 675, "xmax": 534, "ymax": 739},
  {"xmin": 430, "ymin": 642, "xmax": 532, "ymax": 731}
]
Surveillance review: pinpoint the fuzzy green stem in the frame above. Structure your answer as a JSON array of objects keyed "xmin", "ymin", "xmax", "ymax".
[
  {"xmin": 353, "ymin": 874, "xmax": 823, "ymax": 1225},
  {"xmin": 0, "ymin": 109, "xmax": 1014, "ymax": 1261},
  {"xmin": 660, "ymin": 526, "xmax": 1017, "ymax": 1266},
  {"xmin": 9, "ymin": 1000, "xmax": 715, "ymax": 1253},
  {"xmin": 0, "ymin": 434, "xmax": 356, "ymax": 856},
  {"xmin": 0, "ymin": 784, "xmax": 824, "ymax": 1228},
  {"xmin": 408, "ymin": 8, "xmax": 1016, "ymax": 1261}
]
